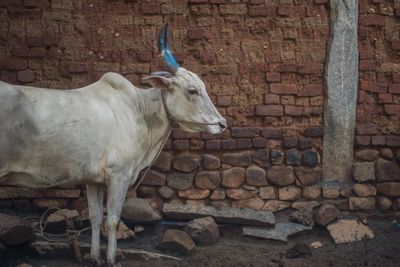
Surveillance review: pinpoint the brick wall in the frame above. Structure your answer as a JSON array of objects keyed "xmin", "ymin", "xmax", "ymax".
[{"xmin": 0, "ymin": 0, "xmax": 399, "ymax": 213}]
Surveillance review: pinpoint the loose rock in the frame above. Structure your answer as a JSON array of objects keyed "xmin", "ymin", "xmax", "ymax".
[
  {"xmin": 101, "ymin": 217, "xmax": 135, "ymax": 240},
  {"xmin": 231, "ymin": 197, "xmax": 265, "ymax": 210},
  {"xmin": 377, "ymin": 182, "xmax": 400, "ymax": 197},
  {"xmin": 290, "ymin": 209, "xmax": 314, "ymax": 226},
  {"xmin": 352, "ymin": 184, "xmax": 377, "ymax": 197},
  {"xmin": 278, "ymin": 186, "xmax": 301, "ymax": 200},
  {"xmin": 377, "ymin": 196, "xmax": 392, "ymax": 211},
  {"xmin": 263, "ymin": 200, "xmax": 291, "ymax": 212},
  {"xmin": 178, "ymin": 189, "xmax": 210, "ymax": 200},
  {"xmin": 184, "ymin": 216, "xmax": 220, "ymax": 246},
  {"xmin": 159, "ymin": 229, "xmax": 196, "ymax": 255},
  {"xmin": 245, "ymin": 165, "xmax": 268, "ymax": 186},
  {"xmin": 314, "ymin": 205, "xmax": 339, "ymax": 226},
  {"xmin": 270, "ymin": 150, "xmax": 284, "ymax": 165},
  {"xmin": 286, "ymin": 149, "xmax": 302, "ymax": 166},
  {"xmin": 327, "ymin": 219, "xmax": 374, "ymax": 244},
  {"xmin": 259, "ymin": 186, "xmax": 276, "ymax": 199},
  {"xmin": 349, "ymin": 197, "xmax": 376, "ymax": 210},
  {"xmin": 162, "ymin": 204, "xmax": 275, "ymax": 226},
  {"xmin": 167, "ymin": 172, "xmax": 194, "ymax": 190},
  {"xmin": 122, "ymin": 198, "xmax": 162, "ymax": 223},
  {"xmin": 173, "ymin": 154, "xmax": 200, "ymax": 173},
  {"xmin": 295, "ymin": 167, "xmax": 321, "ymax": 186},
  {"xmin": 202, "ymin": 154, "xmax": 221, "ymax": 170},
  {"xmin": 221, "ymin": 167, "xmax": 245, "ymax": 188},
  {"xmin": 380, "ymin": 148, "xmax": 394, "ymax": 159},
  {"xmin": 355, "ymin": 149, "xmax": 379, "ymax": 161},
  {"xmin": 376, "ymin": 158, "xmax": 400, "ymax": 182},
  {"xmin": 352, "ymin": 162, "xmax": 375, "ymax": 182},
  {"xmin": 267, "ymin": 166, "xmax": 295, "ymax": 186},
  {"xmin": 243, "ymin": 223, "xmax": 312, "ymax": 242},
  {"xmin": 286, "ymin": 243, "xmax": 312, "ymax": 259},
  {"xmin": 195, "ymin": 171, "xmax": 221, "ymax": 190},
  {"xmin": 0, "ymin": 213, "xmax": 34, "ymax": 246}
]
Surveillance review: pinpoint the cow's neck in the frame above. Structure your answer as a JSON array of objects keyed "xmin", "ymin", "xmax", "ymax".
[{"xmin": 135, "ymin": 87, "xmax": 172, "ymax": 146}]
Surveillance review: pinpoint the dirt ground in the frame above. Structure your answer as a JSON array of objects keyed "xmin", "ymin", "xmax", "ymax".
[{"xmin": 2, "ymin": 215, "xmax": 400, "ymax": 267}]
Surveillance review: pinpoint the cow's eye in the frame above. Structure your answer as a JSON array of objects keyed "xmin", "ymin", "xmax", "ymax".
[{"xmin": 188, "ymin": 88, "xmax": 198, "ymax": 95}]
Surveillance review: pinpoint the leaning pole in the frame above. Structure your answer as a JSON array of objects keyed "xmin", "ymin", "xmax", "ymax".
[{"xmin": 322, "ymin": 0, "xmax": 359, "ymax": 187}]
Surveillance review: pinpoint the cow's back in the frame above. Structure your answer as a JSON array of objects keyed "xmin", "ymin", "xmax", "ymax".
[{"xmin": 0, "ymin": 81, "xmax": 117, "ymax": 187}]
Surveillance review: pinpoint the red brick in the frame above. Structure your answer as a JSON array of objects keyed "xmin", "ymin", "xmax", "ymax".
[
  {"xmin": 270, "ymin": 83, "xmax": 297, "ymax": 95},
  {"xmin": 252, "ymin": 137, "xmax": 267, "ymax": 148},
  {"xmin": 30, "ymin": 47, "xmax": 46, "ymax": 57},
  {"xmin": 210, "ymin": 0, "xmax": 227, "ymax": 3},
  {"xmin": 393, "ymin": 73, "xmax": 400, "ymax": 83},
  {"xmin": 190, "ymin": 139, "xmax": 204, "ymax": 150},
  {"xmin": 384, "ymin": 105, "xmax": 400, "ymax": 115},
  {"xmin": 389, "ymin": 84, "xmax": 400, "ymax": 94},
  {"xmin": 231, "ymin": 127, "xmax": 260, "ymax": 138},
  {"xmin": 266, "ymin": 72, "xmax": 280, "ymax": 82},
  {"xmin": 261, "ymin": 128, "xmax": 282, "ymax": 139},
  {"xmin": 26, "ymin": 36, "xmax": 43, "ymax": 47},
  {"xmin": 359, "ymin": 60, "xmax": 376, "ymax": 71},
  {"xmin": 305, "ymin": 127, "xmax": 324, "ymax": 137},
  {"xmin": 264, "ymin": 94, "xmax": 280, "ymax": 104},
  {"xmin": 359, "ymin": 15, "xmax": 386, "ymax": 26},
  {"xmin": 277, "ymin": 5, "xmax": 291, "ymax": 16},
  {"xmin": 396, "ymin": 8, "xmax": 400, "ymax": 18},
  {"xmin": 237, "ymin": 139, "xmax": 252, "ymax": 149},
  {"xmin": 0, "ymin": 57, "xmax": 27, "ymax": 71},
  {"xmin": 222, "ymin": 139, "xmax": 237, "ymax": 150},
  {"xmin": 297, "ymin": 63, "xmax": 323, "ymax": 74},
  {"xmin": 386, "ymin": 136, "xmax": 400, "ymax": 147},
  {"xmin": 17, "ymin": 70, "xmax": 35, "ymax": 83},
  {"xmin": 137, "ymin": 51, "xmax": 153, "ymax": 62},
  {"xmin": 285, "ymin": 106, "xmax": 303, "ymax": 116},
  {"xmin": 205, "ymin": 140, "xmax": 221, "ymax": 150},
  {"xmin": 68, "ymin": 62, "xmax": 89, "ymax": 73},
  {"xmin": 141, "ymin": 3, "xmax": 161, "ymax": 15},
  {"xmin": 200, "ymin": 52, "xmax": 216, "ymax": 64},
  {"xmin": 360, "ymin": 80, "xmax": 387, "ymax": 93},
  {"xmin": 172, "ymin": 129, "xmax": 200, "ymax": 139},
  {"xmin": 356, "ymin": 135, "xmax": 371, "ymax": 146},
  {"xmin": 188, "ymin": 27, "xmax": 204, "ymax": 40},
  {"xmin": 249, "ymin": 0, "xmax": 264, "ymax": 4},
  {"xmin": 378, "ymin": 94, "xmax": 392, "ymax": 103},
  {"xmin": 283, "ymin": 137, "xmax": 298, "ymax": 148},
  {"xmin": 173, "ymin": 140, "xmax": 189, "ymax": 150},
  {"xmin": 356, "ymin": 123, "xmax": 378, "ymax": 135},
  {"xmin": 314, "ymin": 0, "xmax": 328, "ymax": 4},
  {"xmin": 189, "ymin": 0, "xmax": 208, "ymax": 3},
  {"xmin": 299, "ymin": 84, "xmax": 323, "ymax": 96},
  {"xmin": 391, "ymin": 40, "xmax": 400, "ymax": 50},
  {"xmin": 250, "ymin": 72, "xmax": 266, "ymax": 83},
  {"xmin": 255, "ymin": 105, "xmax": 283, "ymax": 116},
  {"xmin": 371, "ymin": 135, "xmax": 385, "ymax": 146},
  {"xmin": 249, "ymin": 6, "xmax": 268, "ymax": 17},
  {"xmin": 217, "ymin": 96, "xmax": 231, "ymax": 107}
]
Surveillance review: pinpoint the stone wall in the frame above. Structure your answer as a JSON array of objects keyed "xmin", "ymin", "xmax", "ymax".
[{"xmin": 0, "ymin": 0, "xmax": 399, "ymax": 214}]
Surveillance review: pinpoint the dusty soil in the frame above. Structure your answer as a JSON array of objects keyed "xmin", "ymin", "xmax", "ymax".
[{"xmin": 2, "ymin": 215, "xmax": 400, "ymax": 267}]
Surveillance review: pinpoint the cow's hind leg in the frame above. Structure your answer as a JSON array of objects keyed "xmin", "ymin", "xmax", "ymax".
[
  {"xmin": 106, "ymin": 177, "xmax": 130, "ymax": 266},
  {"xmin": 87, "ymin": 184, "xmax": 105, "ymax": 266}
]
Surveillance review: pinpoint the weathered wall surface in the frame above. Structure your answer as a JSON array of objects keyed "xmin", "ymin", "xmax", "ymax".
[{"xmin": 0, "ymin": 0, "xmax": 399, "ymax": 214}]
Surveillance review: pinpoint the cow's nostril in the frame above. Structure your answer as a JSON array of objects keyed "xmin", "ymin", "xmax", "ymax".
[{"xmin": 218, "ymin": 121, "xmax": 227, "ymax": 130}]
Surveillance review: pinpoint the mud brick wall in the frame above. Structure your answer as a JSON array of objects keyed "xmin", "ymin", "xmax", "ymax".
[{"xmin": 0, "ymin": 0, "xmax": 399, "ymax": 214}]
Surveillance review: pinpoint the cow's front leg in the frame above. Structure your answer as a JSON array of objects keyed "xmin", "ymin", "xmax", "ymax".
[
  {"xmin": 106, "ymin": 177, "xmax": 130, "ymax": 266},
  {"xmin": 87, "ymin": 184, "xmax": 105, "ymax": 266}
]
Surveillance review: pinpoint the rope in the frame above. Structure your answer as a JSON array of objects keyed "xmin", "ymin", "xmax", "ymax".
[{"xmin": 25, "ymin": 207, "xmax": 91, "ymax": 243}]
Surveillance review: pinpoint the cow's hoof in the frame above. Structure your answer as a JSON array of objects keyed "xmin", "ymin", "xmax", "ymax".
[{"xmin": 90, "ymin": 257, "xmax": 105, "ymax": 267}]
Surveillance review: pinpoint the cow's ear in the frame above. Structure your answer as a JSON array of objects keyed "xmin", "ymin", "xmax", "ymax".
[{"xmin": 141, "ymin": 72, "xmax": 173, "ymax": 89}]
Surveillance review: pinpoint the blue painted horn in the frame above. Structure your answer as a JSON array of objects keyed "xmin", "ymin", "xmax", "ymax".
[{"xmin": 158, "ymin": 23, "xmax": 180, "ymax": 73}]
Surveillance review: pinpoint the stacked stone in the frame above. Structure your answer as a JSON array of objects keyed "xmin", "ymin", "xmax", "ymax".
[
  {"xmin": 140, "ymin": 127, "xmax": 322, "ymax": 211},
  {"xmin": 351, "ymin": 148, "xmax": 400, "ymax": 211}
]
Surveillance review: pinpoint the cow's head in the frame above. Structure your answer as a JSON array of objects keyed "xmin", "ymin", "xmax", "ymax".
[{"xmin": 142, "ymin": 24, "xmax": 227, "ymax": 135}]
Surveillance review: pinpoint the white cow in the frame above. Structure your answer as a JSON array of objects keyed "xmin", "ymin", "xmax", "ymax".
[{"xmin": 0, "ymin": 24, "xmax": 226, "ymax": 266}]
